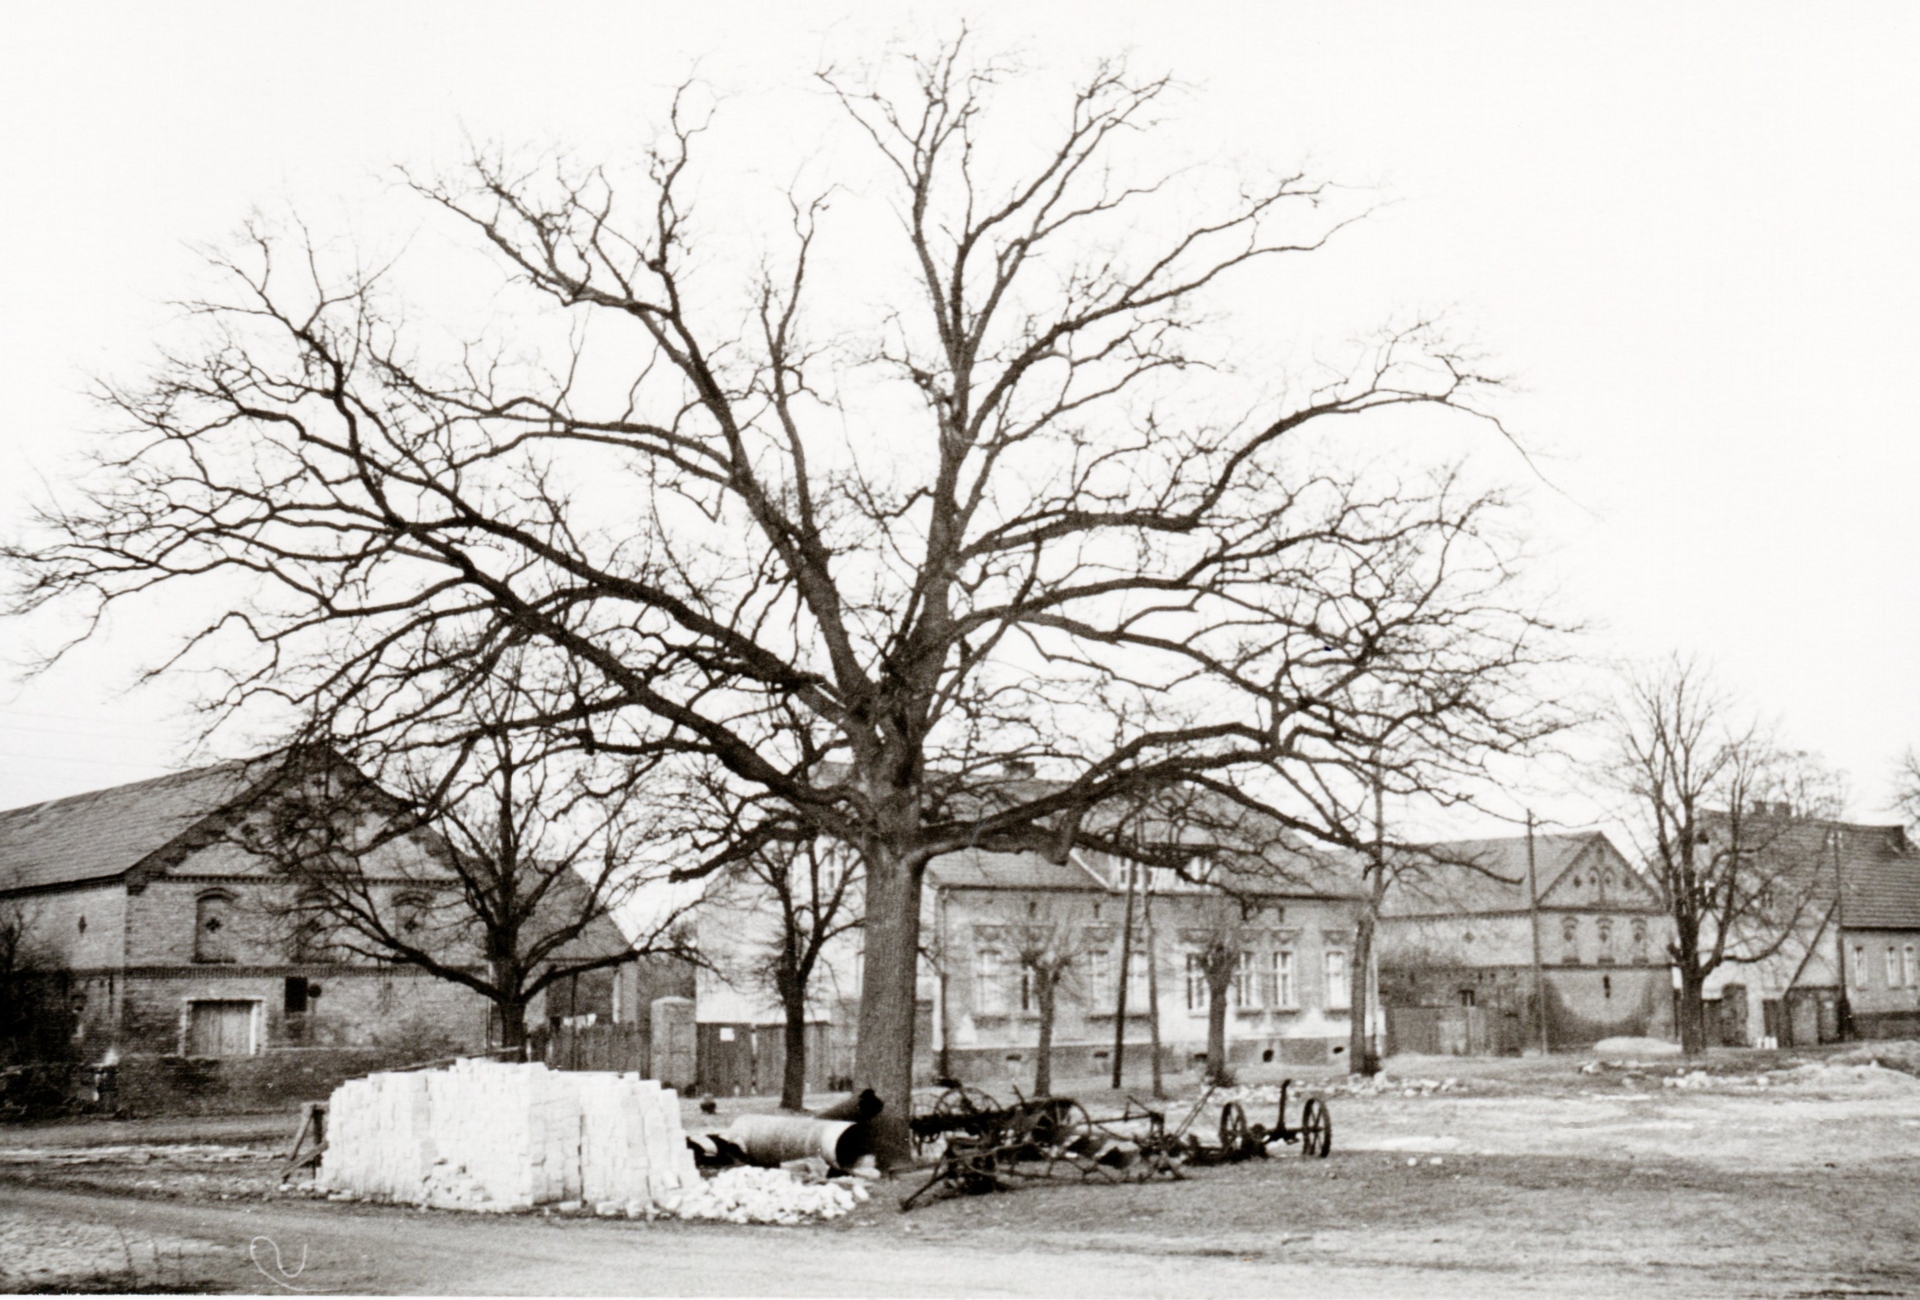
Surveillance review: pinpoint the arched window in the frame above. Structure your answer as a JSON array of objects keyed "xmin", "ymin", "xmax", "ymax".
[
  {"xmin": 194, "ymin": 892, "xmax": 236, "ymax": 963},
  {"xmin": 289, "ymin": 890, "xmax": 329, "ymax": 962},
  {"xmin": 392, "ymin": 892, "xmax": 432, "ymax": 945},
  {"xmin": 1560, "ymin": 916, "xmax": 1579, "ymax": 964},
  {"xmin": 1595, "ymin": 918, "xmax": 1614, "ymax": 965},
  {"xmin": 1631, "ymin": 919, "xmax": 1649, "ymax": 963}
]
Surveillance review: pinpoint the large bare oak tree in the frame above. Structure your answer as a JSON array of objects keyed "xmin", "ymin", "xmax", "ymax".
[
  {"xmin": 1603, "ymin": 657, "xmax": 1842, "ymax": 1054},
  {"xmin": 10, "ymin": 39, "xmax": 1553, "ymax": 1159}
]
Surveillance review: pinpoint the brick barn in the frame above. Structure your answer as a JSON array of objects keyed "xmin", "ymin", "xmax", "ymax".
[{"xmin": 0, "ymin": 756, "xmax": 673, "ymax": 1111}]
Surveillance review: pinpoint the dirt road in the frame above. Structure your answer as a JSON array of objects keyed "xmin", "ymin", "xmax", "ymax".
[{"xmin": 10, "ymin": 1167, "xmax": 1910, "ymax": 1299}]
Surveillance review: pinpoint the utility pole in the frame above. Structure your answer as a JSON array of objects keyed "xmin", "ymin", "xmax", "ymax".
[
  {"xmin": 1526, "ymin": 811, "xmax": 1550, "ymax": 1055},
  {"xmin": 1831, "ymin": 827, "xmax": 1853, "ymax": 1042},
  {"xmin": 1144, "ymin": 881, "xmax": 1165, "ymax": 1099},
  {"xmin": 1111, "ymin": 859, "xmax": 1138, "ymax": 1089}
]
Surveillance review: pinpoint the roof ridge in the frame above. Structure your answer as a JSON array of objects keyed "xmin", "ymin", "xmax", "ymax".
[{"xmin": 0, "ymin": 757, "xmax": 253, "ymax": 820}]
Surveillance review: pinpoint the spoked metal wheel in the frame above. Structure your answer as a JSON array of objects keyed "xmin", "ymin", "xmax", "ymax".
[
  {"xmin": 1298, "ymin": 1097, "xmax": 1332, "ymax": 1158},
  {"xmin": 1217, "ymin": 1101, "xmax": 1250, "ymax": 1153}
]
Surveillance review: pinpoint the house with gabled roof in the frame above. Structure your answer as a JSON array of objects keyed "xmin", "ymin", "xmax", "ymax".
[
  {"xmin": 1699, "ymin": 812, "xmax": 1920, "ymax": 1047},
  {"xmin": 0, "ymin": 754, "xmax": 679, "ymax": 1109},
  {"xmin": 692, "ymin": 835, "xmax": 1377, "ymax": 1093},
  {"xmin": 1376, "ymin": 830, "xmax": 1674, "ymax": 1053},
  {"xmin": 0, "ymin": 757, "xmax": 495, "ymax": 1076},
  {"xmin": 927, "ymin": 842, "xmax": 1375, "ymax": 1084}
]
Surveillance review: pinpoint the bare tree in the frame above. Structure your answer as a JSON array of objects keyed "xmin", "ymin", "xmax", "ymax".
[
  {"xmin": 1006, "ymin": 903, "xmax": 1092, "ymax": 1097},
  {"xmin": 0, "ymin": 903, "xmax": 72, "ymax": 1066},
  {"xmin": 1177, "ymin": 892, "xmax": 1250, "ymax": 1086},
  {"xmin": 710, "ymin": 833, "xmax": 862, "ymax": 1110},
  {"xmin": 8, "ymin": 38, "xmax": 1554, "ymax": 1160},
  {"xmin": 247, "ymin": 676, "xmax": 691, "ymax": 1053},
  {"xmin": 1893, "ymin": 748, "xmax": 1920, "ymax": 828},
  {"xmin": 1603, "ymin": 657, "xmax": 1843, "ymax": 1055}
]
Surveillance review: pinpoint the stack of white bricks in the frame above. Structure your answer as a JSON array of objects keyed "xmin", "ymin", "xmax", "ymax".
[{"xmin": 318, "ymin": 1059, "xmax": 699, "ymax": 1212}]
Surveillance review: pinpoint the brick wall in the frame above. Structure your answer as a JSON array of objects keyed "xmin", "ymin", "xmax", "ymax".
[
  {"xmin": 110, "ymin": 1043, "xmax": 472, "ymax": 1117},
  {"xmin": 1542, "ymin": 966, "xmax": 1672, "ymax": 1045},
  {"xmin": 10, "ymin": 884, "xmax": 127, "ymax": 969},
  {"xmin": 112, "ymin": 967, "xmax": 491, "ymax": 1056}
]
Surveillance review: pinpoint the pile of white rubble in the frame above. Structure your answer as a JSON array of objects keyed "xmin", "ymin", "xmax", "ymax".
[
  {"xmin": 656, "ymin": 1166, "xmax": 870, "ymax": 1225},
  {"xmin": 319, "ymin": 1059, "xmax": 699, "ymax": 1213}
]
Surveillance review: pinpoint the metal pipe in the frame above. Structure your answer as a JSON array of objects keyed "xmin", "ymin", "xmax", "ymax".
[{"xmin": 723, "ymin": 1113, "xmax": 871, "ymax": 1170}]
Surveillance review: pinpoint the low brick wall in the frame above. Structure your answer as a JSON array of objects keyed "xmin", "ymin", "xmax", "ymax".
[{"xmin": 111, "ymin": 1044, "xmax": 467, "ymax": 1118}]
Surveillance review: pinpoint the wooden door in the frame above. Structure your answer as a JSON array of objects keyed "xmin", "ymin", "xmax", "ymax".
[{"xmin": 188, "ymin": 1001, "xmax": 254, "ymax": 1056}]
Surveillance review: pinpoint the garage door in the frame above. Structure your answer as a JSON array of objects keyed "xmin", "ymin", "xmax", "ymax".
[{"xmin": 187, "ymin": 1000, "xmax": 255, "ymax": 1056}]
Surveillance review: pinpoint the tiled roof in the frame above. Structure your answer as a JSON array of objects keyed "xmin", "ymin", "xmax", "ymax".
[
  {"xmin": 0, "ymin": 761, "xmax": 260, "ymax": 893},
  {"xmin": 928, "ymin": 843, "xmax": 1365, "ymax": 899},
  {"xmin": 1384, "ymin": 832, "xmax": 1609, "ymax": 916},
  {"xmin": 1737, "ymin": 816, "xmax": 1920, "ymax": 931},
  {"xmin": 927, "ymin": 849, "xmax": 1110, "ymax": 892}
]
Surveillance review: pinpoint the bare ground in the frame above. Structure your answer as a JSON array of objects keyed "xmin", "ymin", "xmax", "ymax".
[{"xmin": 3, "ymin": 1047, "xmax": 1918, "ymax": 1296}]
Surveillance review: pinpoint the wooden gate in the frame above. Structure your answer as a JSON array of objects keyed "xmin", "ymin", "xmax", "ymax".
[
  {"xmin": 695, "ymin": 1022, "xmax": 833, "ymax": 1097},
  {"xmin": 1386, "ymin": 1006, "xmax": 1494, "ymax": 1056},
  {"xmin": 536, "ymin": 1023, "xmax": 650, "ymax": 1074}
]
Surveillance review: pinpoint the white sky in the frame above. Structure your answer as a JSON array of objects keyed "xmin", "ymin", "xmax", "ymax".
[{"xmin": 1, "ymin": 1, "xmax": 1915, "ymax": 833}]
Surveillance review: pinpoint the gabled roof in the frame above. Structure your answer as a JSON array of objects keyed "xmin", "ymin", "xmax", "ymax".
[
  {"xmin": 1384, "ymin": 831, "xmax": 1625, "ymax": 917},
  {"xmin": 1704, "ymin": 812, "xmax": 1920, "ymax": 932},
  {"xmin": 0, "ymin": 760, "xmax": 263, "ymax": 893}
]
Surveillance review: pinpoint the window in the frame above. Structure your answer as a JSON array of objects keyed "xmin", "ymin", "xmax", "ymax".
[
  {"xmin": 1906, "ymin": 945, "xmax": 1917, "ymax": 990},
  {"xmin": 1233, "ymin": 951, "xmax": 1257, "ymax": 1008},
  {"xmin": 1325, "ymin": 950, "xmax": 1350, "ymax": 1011},
  {"xmin": 1265, "ymin": 950, "xmax": 1295, "ymax": 1008},
  {"xmin": 1086, "ymin": 949, "xmax": 1113, "ymax": 1008},
  {"xmin": 1631, "ymin": 919, "xmax": 1649, "ymax": 963},
  {"xmin": 1018, "ymin": 966, "xmax": 1034, "ymax": 1013},
  {"xmin": 1852, "ymin": 945, "xmax": 1869, "ymax": 988},
  {"xmin": 1184, "ymin": 953, "xmax": 1208, "ymax": 1014},
  {"xmin": 1560, "ymin": 916, "xmax": 1579, "ymax": 964},
  {"xmin": 1595, "ymin": 918, "xmax": 1615, "ymax": 965},
  {"xmin": 194, "ymin": 893, "xmax": 236, "ymax": 963},
  {"xmin": 1888, "ymin": 946, "xmax": 1903, "ymax": 990},
  {"xmin": 974, "ymin": 948, "xmax": 1007, "ymax": 1016},
  {"xmin": 1602, "ymin": 974, "xmax": 1613, "ymax": 1000},
  {"xmin": 1126, "ymin": 950, "xmax": 1150, "ymax": 1008}
]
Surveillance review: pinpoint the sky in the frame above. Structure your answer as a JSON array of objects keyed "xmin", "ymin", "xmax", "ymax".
[{"xmin": 1, "ymin": 2, "xmax": 1915, "ymax": 834}]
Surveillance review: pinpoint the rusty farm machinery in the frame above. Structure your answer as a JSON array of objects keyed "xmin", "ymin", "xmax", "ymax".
[{"xmin": 901, "ymin": 1078, "xmax": 1332, "ymax": 1209}]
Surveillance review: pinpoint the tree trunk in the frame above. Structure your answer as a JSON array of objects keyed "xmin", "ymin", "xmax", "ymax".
[
  {"xmin": 780, "ymin": 989, "xmax": 810, "ymax": 1111},
  {"xmin": 1349, "ymin": 907, "xmax": 1380, "ymax": 1075},
  {"xmin": 1033, "ymin": 972, "xmax": 1056, "ymax": 1097},
  {"xmin": 1205, "ymin": 964, "xmax": 1232, "ymax": 1085},
  {"xmin": 852, "ymin": 851, "xmax": 923, "ymax": 1169},
  {"xmin": 1676, "ymin": 965, "xmax": 1709, "ymax": 1057},
  {"xmin": 495, "ymin": 997, "xmax": 529, "ymax": 1058}
]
